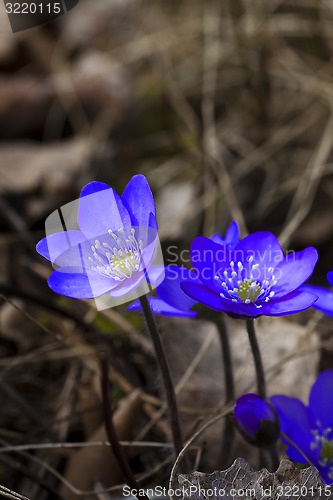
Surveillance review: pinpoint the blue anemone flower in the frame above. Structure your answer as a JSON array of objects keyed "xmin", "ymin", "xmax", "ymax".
[
  {"xmin": 128, "ymin": 222, "xmax": 240, "ymax": 317},
  {"xmin": 271, "ymin": 370, "xmax": 333, "ymax": 484},
  {"xmin": 128, "ymin": 265, "xmax": 198, "ymax": 317},
  {"xmin": 300, "ymin": 272, "xmax": 333, "ymax": 317},
  {"xmin": 234, "ymin": 393, "xmax": 280, "ymax": 447},
  {"xmin": 36, "ymin": 175, "xmax": 161, "ymax": 301},
  {"xmin": 180, "ymin": 231, "xmax": 318, "ymax": 318}
]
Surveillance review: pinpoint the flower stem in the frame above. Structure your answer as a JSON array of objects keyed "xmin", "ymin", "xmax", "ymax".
[
  {"xmin": 139, "ymin": 295, "xmax": 186, "ymax": 466},
  {"xmin": 216, "ymin": 315, "xmax": 235, "ymax": 466},
  {"xmin": 245, "ymin": 319, "xmax": 266, "ymax": 398},
  {"xmin": 245, "ymin": 320, "xmax": 280, "ymax": 469},
  {"xmin": 99, "ymin": 351, "xmax": 149, "ymax": 500},
  {"xmin": 267, "ymin": 443, "xmax": 280, "ymax": 471},
  {"xmin": 217, "ymin": 315, "xmax": 235, "ymax": 403}
]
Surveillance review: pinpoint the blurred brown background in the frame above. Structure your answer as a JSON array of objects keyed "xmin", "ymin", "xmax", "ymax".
[
  {"xmin": 1, "ymin": 0, "xmax": 333, "ymax": 266},
  {"xmin": 0, "ymin": 0, "xmax": 332, "ymax": 497}
]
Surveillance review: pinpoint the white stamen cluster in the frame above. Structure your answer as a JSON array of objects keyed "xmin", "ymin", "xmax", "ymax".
[
  {"xmin": 214, "ymin": 256, "xmax": 278, "ymax": 307},
  {"xmin": 88, "ymin": 227, "xmax": 143, "ymax": 280},
  {"xmin": 310, "ymin": 426, "xmax": 333, "ymax": 479}
]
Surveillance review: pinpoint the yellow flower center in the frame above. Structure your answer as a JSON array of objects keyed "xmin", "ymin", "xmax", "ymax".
[
  {"xmin": 214, "ymin": 259, "xmax": 277, "ymax": 307},
  {"xmin": 89, "ymin": 227, "xmax": 143, "ymax": 281},
  {"xmin": 109, "ymin": 250, "xmax": 139, "ymax": 279},
  {"xmin": 237, "ymin": 279, "xmax": 261, "ymax": 303},
  {"xmin": 321, "ymin": 439, "xmax": 333, "ymax": 463}
]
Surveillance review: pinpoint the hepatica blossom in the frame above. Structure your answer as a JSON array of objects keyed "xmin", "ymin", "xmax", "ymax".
[
  {"xmin": 128, "ymin": 265, "xmax": 198, "ymax": 317},
  {"xmin": 36, "ymin": 175, "xmax": 164, "ymax": 310},
  {"xmin": 301, "ymin": 272, "xmax": 333, "ymax": 317},
  {"xmin": 234, "ymin": 393, "xmax": 280, "ymax": 447},
  {"xmin": 271, "ymin": 370, "xmax": 333, "ymax": 484},
  {"xmin": 128, "ymin": 222, "xmax": 240, "ymax": 317},
  {"xmin": 181, "ymin": 231, "xmax": 318, "ymax": 318}
]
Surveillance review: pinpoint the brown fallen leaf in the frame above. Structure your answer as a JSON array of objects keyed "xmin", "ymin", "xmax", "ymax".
[
  {"xmin": 0, "ymin": 138, "xmax": 96, "ymax": 223},
  {"xmin": 60, "ymin": 389, "xmax": 141, "ymax": 500},
  {"xmin": 0, "ymin": 138, "xmax": 89, "ymax": 195},
  {"xmin": 78, "ymin": 369, "xmax": 104, "ymax": 438},
  {"xmin": 178, "ymin": 458, "xmax": 327, "ymax": 500}
]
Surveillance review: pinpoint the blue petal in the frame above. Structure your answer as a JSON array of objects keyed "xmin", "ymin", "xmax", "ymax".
[
  {"xmin": 109, "ymin": 273, "xmax": 147, "ymax": 298},
  {"xmin": 234, "ymin": 232, "xmax": 284, "ymax": 269},
  {"xmin": 128, "ymin": 297, "xmax": 197, "ymax": 317},
  {"xmin": 317, "ymin": 466, "xmax": 333, "ymax": 485},
  {"xmin": 156, "ymin": 266, "xmax": 198, "ymax": 312},
  {"xmin": 235, "ymin": 394, "xmax": 277, "ymax": 440},
  {"xmin": 270, "ymin": 395, "xmax": 312, "ymax": 464},
  {"xmin": 36, "ymin": 230, "xmax": 86, "ymax": 266},
  {"xmin": 149, "ymin": 211, "xmax": 158, "ymax": 232},
  {"xmin": 80, "ymin": 181, "xmax": 110, "ymax": 196},
  {"xmin": 308, "ymin": 370, "xmax": 333, "ymax": 430},
  {"xmin": 259, "ymin": 290, "xmax": 318, "ymax": 316},
  {"xmin": 135, "ymin": 225, "xmax": 158, "ymax": 268},
  {"xmin": 190, "ymin": 236, "xmax": 231, "ymax": 292},
  {"xmin": 180, "ymin": 281, "xmax": 229, "ymax": 312},
  {"xmin": 235, "ymin": 394, "xmax": 262, "ymax": 439},
  {"xmin": 127, "ymin": 300, "xmax": 141, "ymax": 311},
  {"xmin": 225, "ymin": 221, "xmax": 240, "ymax": 247},
  {"xmin": 210, "ymin": 234, "xmax": 224, "ymax": 244},
  {"xmin": 327, "ymin": 271, "xmax": 333, "ymax": 287},
  {"xmin": 141, "ymin": 265, "xmax": 165, "ymax": 289},
  {"xmin": 210, "ymin": 221, "xmax": 240, "ymax": 250},
  {"xmin": 78, "ymin": 182, "xmax": 131, "ymax": 239},
  {"xmin": 181, "ymin": 282, "xmax": 317, "ymax": 318},
  {"xmin": 121, "ymin": 175, "xmax": 157, "ymax": 229},
  {"xmin": 210, "ymin": 234, "xmax": 225, "ymax": 245},
  {"xmin": 180, "ymin": 281, "xmax": 263, "ymax": 317},
  {"xmin": 48, "ymin": 267, "xmax": 116, "ymax": 299},
  {"xmin": 272, "ymin": 247, "xmax": 318, "ymax": 298},
  {"xmin": 300, "ymin": 284, "xmax": 333, "ymax": 317}
]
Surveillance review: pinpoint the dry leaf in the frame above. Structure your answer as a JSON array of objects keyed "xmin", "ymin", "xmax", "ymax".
[{"xmin": 178, "ymin": 458, "xmax": 328, "ymax": 500}]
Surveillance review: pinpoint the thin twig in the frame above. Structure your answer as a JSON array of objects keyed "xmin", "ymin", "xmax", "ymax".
[
  {"xmin": 0, "ymin": 484, "xmax": 30, "ymax": 500},
  {"xmin": 0, "ymin": 284, "xmax": 92, "ymax": 332},
  {"xmin": 0, "ymin": 440, "xmax": 199, "ymax": 454},
  {"xmin": 0, "ymin": 439, "xmax": 63, "ymax": 499},
  {"xmin": 168, "ymin": 404, "xmax": 234, "ymax": 497},
  {"xmin": 0, "ymin": 294, "xmax": 63, "ymax": 343},
  {"xmin": 0, "ymin": 381, "xmax": 58, "ymax": 441},
  {"xmin": 279, "ymin": 111, "xmax": 333, "ymax": 247}
]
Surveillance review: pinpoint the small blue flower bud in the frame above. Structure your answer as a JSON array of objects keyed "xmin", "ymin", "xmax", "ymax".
[{"xmin": 234, "ymin": 393, "xmax": 280, "ymax": 447}]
